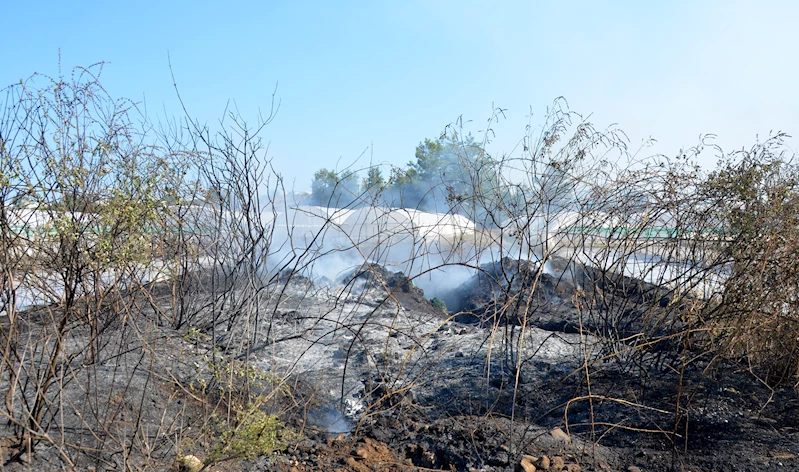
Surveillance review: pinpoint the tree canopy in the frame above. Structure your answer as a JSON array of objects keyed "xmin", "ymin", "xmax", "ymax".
[
  {"xmin": 309, "ymin": 134, "xmax": 496, "ymax": 214},
  {"xmin": 310, "ymin": 168, "xmax": 359, "ymax": 207}
]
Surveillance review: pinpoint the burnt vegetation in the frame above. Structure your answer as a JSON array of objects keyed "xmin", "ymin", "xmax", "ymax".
[{"xmin": 1, "ymin": 64, "xmax": 799, "ymax": 471}]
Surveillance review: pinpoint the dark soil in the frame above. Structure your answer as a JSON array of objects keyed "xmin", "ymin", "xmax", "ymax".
[
  {"xmin": 441, "ymin": 256, "xmax": 681, "ymax": 340},
  {"xmin": 341, "ymin": 262, "xmax": 446, "ymax": 317},
  {"xmin": 3, "ymin": 263, "xmax": 799, "ymax": 472},
  {"xmin": 256, "ymin": 360, "xmax": 799, "ymax": 472}
]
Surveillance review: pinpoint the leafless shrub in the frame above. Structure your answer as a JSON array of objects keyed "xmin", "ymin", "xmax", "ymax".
[
  {"xmin": 3, "ymin": 61, "xmax": 798, "ymax": 471},
  {"xmin": 0, "ymin": 63, "xmax": 198, "ymax": 466},
  {"xmin": 696, "ymin": 136, "xmax": 799, "ymax": 384},
  {"xmin": 434, "ymin": 101, "xmax": 797, "ymax": 459}
]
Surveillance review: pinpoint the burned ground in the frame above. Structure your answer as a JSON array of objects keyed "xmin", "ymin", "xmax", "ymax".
[
  {"xmin": 340, "ymin": 263, "xmax": 445, "ymax": 318},
  {"xmin": 2, "ymin": 263, "xmax": 799, "ymax": 471},
  {"xmin": 441, "ymin": 256, "xmax": 683, "ymax": 341}
]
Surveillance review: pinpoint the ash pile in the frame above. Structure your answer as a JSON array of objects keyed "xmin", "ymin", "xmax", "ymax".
[
  {"xmin": 440, "ymin": 255, "xmax": 683, "ymax": 341},
  {"xmin": 339, "ymin": 262, "xmax": 444, "ymax": 316},
  {"xmin": 244, "ymin": 260, "xmax": 589, "ymax": 434}
]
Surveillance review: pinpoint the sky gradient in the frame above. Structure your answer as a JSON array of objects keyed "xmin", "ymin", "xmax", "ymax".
[{"xmin": 4, "ymin": 1, "xmax": 797, "ymax": 191}]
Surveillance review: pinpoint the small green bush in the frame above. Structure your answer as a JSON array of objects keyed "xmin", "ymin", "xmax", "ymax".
[
  {"xmin": 431, "ymin": 297, "xmax": 448, "ymax": 315},
  {"xmin": 210, "ymin": 404, "xmax": 294, "ymax": 461}
]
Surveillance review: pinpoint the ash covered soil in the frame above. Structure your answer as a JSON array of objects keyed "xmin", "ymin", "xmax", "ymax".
[{"xmin": 4, "ymin": 259, "xmax": 799, "ymax": 471}]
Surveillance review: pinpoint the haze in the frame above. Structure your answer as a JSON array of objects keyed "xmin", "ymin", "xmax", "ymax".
[{"xmin": 4, "ymin": 0, "xmax": 797, "ymax": 190}]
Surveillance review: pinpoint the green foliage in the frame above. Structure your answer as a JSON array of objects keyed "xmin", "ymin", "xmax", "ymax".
[
  {"xmin": 190, "ymin": 353, "xmax": 288, "ymax": 404},
  {"xmin": 311, "ymin": 168, "xmax": 360, "ymax": 207},
  {"xmin": 187, "ymin": 355, "xmax": 295, "ymax": 463},
  {"xmin": 0, "ymin": 65, "xmax": 196, "ymax": 276},
  {"xmin": 384, "ymin": 134, "xmax": 494, "ymax": 212},
  {"xmin": 309, "ymin": 133, "xmax": 496, "ymax": 212},
  {"xmin": 210, "ymin": 404, "xmax": 294, "ymax": 461},
  {"xmin": 362, "ymin": 166, "xmax": 385, "ymax": 192},
  {"xmin": 388, "ymin": 166, "xmax": 418, "ymax": 188},
  {"xmin": 408, "ymin": 135, "xmax": 487, "ymax": 192},
  {"xmin": 182, "ymin": 326, "xmax": 207, "ymax": 344},
  {"xmin": 430, "ymin": 297, "xmax": 448, "ymax": 315},
  {"xmin": 698, "ymin": 134, "xmax": 799, "ymax": 383},
  {"xmin": 411, "ymin": 138, "xmax": 448, "ymax": 182}
]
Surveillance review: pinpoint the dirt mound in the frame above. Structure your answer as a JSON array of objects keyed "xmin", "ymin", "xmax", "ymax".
[
  {"xmin": 266, "ymin": 435, "xmax": 411, "ymax": 472},
  {"xmin": 441, "ymin": 256, "xmax": 583, "ymax": 329},
  {"xmin": 441, "ymin": 256, "xmax": 682, "ymax": 341},
  {"xmin": 359, "ymin": 412, "xmax": 620, "ymax": 471},
  {"xmin": 278, "ymin": 268, "xmax": 313, "ymax": 286},
  {"xmin": 341, "ymin": 263, "xmax": 443, "ymax": 316}
]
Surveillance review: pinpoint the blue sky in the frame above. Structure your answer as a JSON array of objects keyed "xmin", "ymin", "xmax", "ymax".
[{"xmin": 4, "ymin": 1, "xmax": 798, "ymax": 191}]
